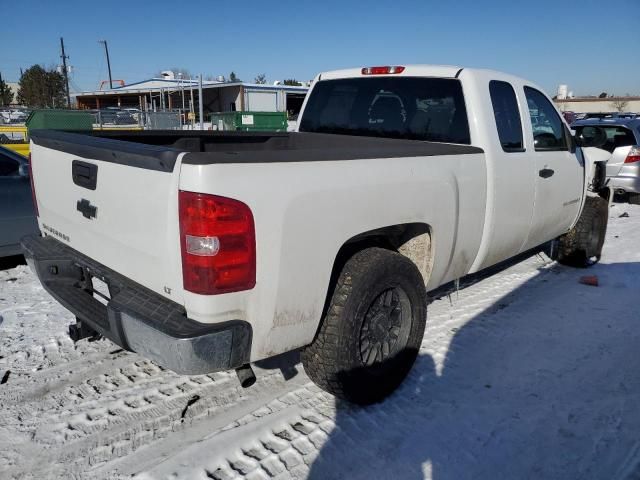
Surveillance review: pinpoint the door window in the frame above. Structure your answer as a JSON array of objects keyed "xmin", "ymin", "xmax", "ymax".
[
  {"xmin": 524, "ymin": 86, "xmax": 568, "ymax": 151},
  {"xmin": 489, "ymin": 80, "xmax": 524, "ymax": 152}
]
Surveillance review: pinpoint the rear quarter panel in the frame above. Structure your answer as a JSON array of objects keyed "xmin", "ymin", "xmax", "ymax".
[{"xmin": 179, "ymin": 153, "xmax": 487, "ymax": 361}]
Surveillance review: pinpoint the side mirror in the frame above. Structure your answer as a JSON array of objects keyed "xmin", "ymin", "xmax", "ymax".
[
  {"xmin": 18, "ymin": 163, "xmax": 29, "ymax": 178},
  {"xmin": 575, "ymin": 125, "xmax": 608, "ymax": 148}
]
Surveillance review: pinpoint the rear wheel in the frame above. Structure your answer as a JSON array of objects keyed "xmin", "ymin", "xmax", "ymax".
[
  {"xmin": 556, "ymin": 195, "xmax": 609, "ymax": 267},
  {"xmin": 301, "ymin": 247, "xmax": 427, "ymax": 404}
]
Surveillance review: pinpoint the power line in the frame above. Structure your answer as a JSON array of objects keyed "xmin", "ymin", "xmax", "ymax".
[{"xmin": 69, "ymin": 77, "xmax": 83, "ymax": 94}]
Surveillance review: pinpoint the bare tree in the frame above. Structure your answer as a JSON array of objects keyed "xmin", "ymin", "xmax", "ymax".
[
  {"xmin": 254, "ymin": 73, "xmax": 267, "ymax": 84},
  {"xmin": 610, "ymin": 98, "xmax": 629, "ymax": 112}
]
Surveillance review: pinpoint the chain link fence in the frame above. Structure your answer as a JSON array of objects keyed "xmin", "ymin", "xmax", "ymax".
[
  {"xmin": 141, "ymin": 111, "xmax": 182, "ymax": 130},
  {"xmin": 89, "ymin": 110, "xmax": 181, "ymax": 130},
  {"xmin": 0, "ymin": 109, "xmax": 184, "ymax": 157}
]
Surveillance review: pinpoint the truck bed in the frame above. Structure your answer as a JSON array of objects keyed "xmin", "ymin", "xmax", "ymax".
[{"xmin": 31, "ymin": 130, "xmax": 482, "ymax": 170}]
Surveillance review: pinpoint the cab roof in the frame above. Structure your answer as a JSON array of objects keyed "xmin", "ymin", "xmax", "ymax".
[
  {"xmin": 316, "ymin": 64, "xmax": 534, "ymax": 89},
  {"xmin": 318, "ymin": 64, "xmax": 463, "ymax": 81}
]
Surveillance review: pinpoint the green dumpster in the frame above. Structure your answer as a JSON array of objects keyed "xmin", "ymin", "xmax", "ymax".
[
  {"xmin": 26, "ymin": 110, "xmax": 94, "ymax": 135},
  {"xmin": 210, "ymin": 111, "xmax": 288, "ymax": 132}
]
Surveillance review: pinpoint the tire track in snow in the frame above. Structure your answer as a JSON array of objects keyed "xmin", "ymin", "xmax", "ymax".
[{"xmin": 2, "ymin": 206, "xmax": 640, "ymax": 479}]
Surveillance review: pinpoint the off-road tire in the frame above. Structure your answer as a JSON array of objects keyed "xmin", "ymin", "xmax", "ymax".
[
  {"xmin": 556, "ymin": 195, "xmax": 609, "ymax": 267},
  {"xmin": 301, "ymin": 247, "xmax": 427, "ymax": 404}
]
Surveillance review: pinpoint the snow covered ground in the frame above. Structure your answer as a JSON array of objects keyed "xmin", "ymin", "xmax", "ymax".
[{"xmin": 1, "ymin": 203, "xmax": 640, "ymax": 480}]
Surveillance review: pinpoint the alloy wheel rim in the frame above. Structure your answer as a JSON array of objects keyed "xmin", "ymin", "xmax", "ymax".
[{"xmin": 359, "ymin": 287, "xmax": 412, "ymax": 366}]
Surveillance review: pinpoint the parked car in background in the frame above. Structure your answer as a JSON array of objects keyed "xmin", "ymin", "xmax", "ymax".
[
  {"xmin": 616, "ymin": 113, "xmax": 639, "ymax": 120},
  {"xmin": 0, "ymin": 109, "xmax": 28, "ymax": 124},
  {"xmin": 122, "ymin": 108, "xmax": 142, "ymax": 122},
  {"xmin": 0, "ymin": 146, "xmax": 38, "ymax": 256},
  {"xmin": 562, "ymin": 111, "xmax": 577, "ymax": 124},
  {"xmin": 573, "ymin": 118, "xmax": 640, "ymax": 203},
  {"xmin": 579, "ymin": 112, "xmax": 638, "ymax": 121},
  {"xmin": 96, "ymin": 108, "xmax": 137, "ymax": 125}
]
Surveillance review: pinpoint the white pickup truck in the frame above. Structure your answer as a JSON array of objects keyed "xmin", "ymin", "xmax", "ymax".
[{"xmin": 23, "ymin": 65, "xmax": 611, "ymax": 404}]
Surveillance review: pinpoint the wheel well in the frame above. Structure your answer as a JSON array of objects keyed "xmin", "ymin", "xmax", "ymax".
[
  {"xmin": 319, "ymin": 223, "xmax": 433, "ymax": 326},
  {"xmin": 597, "ymin": 186, "xmax": 612, "ymax": 201}
]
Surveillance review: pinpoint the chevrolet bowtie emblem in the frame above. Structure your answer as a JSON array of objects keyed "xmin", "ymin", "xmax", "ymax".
[{"xmin": 77, "ymin": 199, "xmax": 97, "ymax": 219}]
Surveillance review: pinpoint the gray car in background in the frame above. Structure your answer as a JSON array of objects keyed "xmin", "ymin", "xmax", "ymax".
[
  {"xmin": 0, "ymin": 146, "xmax": 38, "ymax": 256},
  {"xmin": 573, "ymin": 118, "xmax": 640, "ymax": 204}
]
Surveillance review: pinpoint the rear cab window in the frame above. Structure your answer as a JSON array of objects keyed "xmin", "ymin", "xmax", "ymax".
[
  {"xmin": 572, "ymin": 125, "xmax": 637, "ymax": 154},
  {"xmin": 524, "ymin": 86, "xmax": 569, "ymax": 151},
  {"xmin": 299, "ymin": 77, "xmax": 471, "ymax": 144},
  {"xmin": 489, "ymin": 80, "xmax": 524, "ymax": 152}
]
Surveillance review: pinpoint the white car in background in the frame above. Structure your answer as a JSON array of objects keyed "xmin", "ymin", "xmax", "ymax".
[
  {"xmin": 573, "ymin": 118, "xmax": 640, "ymax": 204},
  {"xmin": 0, "ymin": 109, "xmax": 28, "ymax": 124},
  {"xmin": 122, "ymin": 108, "xmax": 142, "ymax": 122}
]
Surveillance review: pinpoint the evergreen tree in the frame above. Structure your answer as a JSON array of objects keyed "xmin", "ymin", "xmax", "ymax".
[
  {"xmin": 0, "ymin": 75, "xmax": 13, "ymax": 106},
  {"xmin": 17, "ymin": 65, "xmax": 66, "ymax": 108}
]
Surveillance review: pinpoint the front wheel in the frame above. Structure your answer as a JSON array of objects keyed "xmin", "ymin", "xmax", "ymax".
[
  {"xmin": 556, "ymin": 195, "xmax": 609, "ymax": 267},
  {"xmin": 301, "ymin": 247, "xmax": 427, "ymax": 405}
]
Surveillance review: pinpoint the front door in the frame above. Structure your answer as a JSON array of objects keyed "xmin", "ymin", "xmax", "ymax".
[{"xmin": 522, "ymin": 87, "xmax": 583, "ymax": 249}]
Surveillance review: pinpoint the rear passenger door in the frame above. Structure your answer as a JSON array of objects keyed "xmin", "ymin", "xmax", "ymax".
[
  {"xmin": 522, "ymin": 87, "xmax": 583, "ymax": 249},
  {"xmin": 478, "ymin": 80, "xmax": 536, "ymax": 269}
]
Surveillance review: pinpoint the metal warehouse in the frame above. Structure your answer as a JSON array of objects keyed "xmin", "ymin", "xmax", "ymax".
[{"xmin": 73, "ymin": 77, "xmax": 308, "ymax": 117}]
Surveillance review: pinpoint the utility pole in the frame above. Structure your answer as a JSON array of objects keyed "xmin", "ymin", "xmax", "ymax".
[
  {"xmin": 60, "ymin": 37, "xmax": 71, "ymax": 108},
  {"xmin": 0, "ymin": 71, "xmax": 5, "ymax": 107},
  {"xmin": 98, "ymin": 40, "xmax": 113, "ymax": 89},
  {"xmin": 198, "ymin": 74, "xmax": 204, "ymax": 130}
]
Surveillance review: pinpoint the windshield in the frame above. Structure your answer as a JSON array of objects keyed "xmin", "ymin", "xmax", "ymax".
[{"xmin": 299, "ymin": 77, "xmax": 470, "ymax": 144}]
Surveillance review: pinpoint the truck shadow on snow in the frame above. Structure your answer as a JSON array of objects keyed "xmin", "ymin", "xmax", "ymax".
[{"xmin": 306, "ymin": 258, "xmax": 640, "ymax": 480}]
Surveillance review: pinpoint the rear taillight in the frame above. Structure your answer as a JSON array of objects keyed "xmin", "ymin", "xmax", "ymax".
[
  {"xmin": 28, "ymin": 153, "xmax": 39, "ymax": 217},
  {"xmin": 624, "ymin": 146, "xmax": 640, "ymax": 163},
  {"xmin": 178, "ymin": 191, "xmax": 256, "ymax": 295},
  {"xmin": 361, "ymin": 66, "xmax": 405, "ymax": 75}
]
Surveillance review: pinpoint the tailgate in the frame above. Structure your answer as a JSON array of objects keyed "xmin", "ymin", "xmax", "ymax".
[{"xmin": 29, "ymin": 130, "xmax": 185, "ymax": 302}]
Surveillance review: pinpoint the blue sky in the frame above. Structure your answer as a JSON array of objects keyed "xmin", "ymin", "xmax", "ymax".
[{"xmin": 3, "ymin": 0, "xmax": 639, "ymax": 96}]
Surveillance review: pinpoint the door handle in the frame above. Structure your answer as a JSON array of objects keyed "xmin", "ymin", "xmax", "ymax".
[
  {"xmin": 539, "ymin": 168, "xmax": 554, "ymax": 179},
  {"xmin": 72, "ymin": 160, "xmax": 98, "ymax": 190}
]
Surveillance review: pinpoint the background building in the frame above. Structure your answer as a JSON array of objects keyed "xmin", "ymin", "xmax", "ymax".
[
  {"xmin": 555, "ymin": 96, "xmax": 640, "ymax": 114},
  {"xmin": 73, "ymin": 77, "xmax": 308, "ymax": 118}
]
